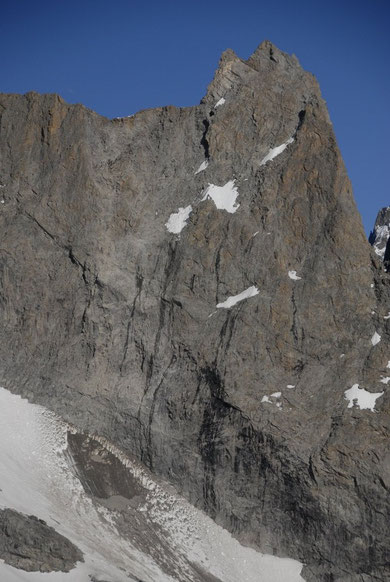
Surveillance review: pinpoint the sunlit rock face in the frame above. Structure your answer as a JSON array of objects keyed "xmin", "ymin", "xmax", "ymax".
[{"xmin": 0, "ymin": 40, "xmax": 389, "ymax": 581}]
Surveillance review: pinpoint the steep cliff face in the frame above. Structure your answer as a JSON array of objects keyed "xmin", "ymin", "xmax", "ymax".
[{"xmin": 0, "ymin": 41, "xmax": 389, "ymax": 581}]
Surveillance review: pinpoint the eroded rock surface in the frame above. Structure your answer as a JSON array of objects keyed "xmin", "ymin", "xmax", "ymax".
[
  {"xmin": 0, "ymin": 41, "xmax": 389, "ymax": 581},
  {"xmin": 0, "ymin": 508, "xmax": 83, "ymax": 572}
]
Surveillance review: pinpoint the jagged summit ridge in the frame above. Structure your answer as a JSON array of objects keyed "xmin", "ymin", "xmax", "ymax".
[{"xmin": 0, "ymin": 42, "xmax": 389, "ymax": 582}]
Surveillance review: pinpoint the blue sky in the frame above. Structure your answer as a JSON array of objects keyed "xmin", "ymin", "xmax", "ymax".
[{"xmin": 1, "ymin": 0, "xmax": 388, "ymax": 233}]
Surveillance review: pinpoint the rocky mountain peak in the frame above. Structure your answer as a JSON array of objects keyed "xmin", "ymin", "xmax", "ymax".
[
  {"xmin": 369, "ymin": 206, "xmax": 390, "ymax": 264},
  {"xmin": 246, "ymin": 39, "xmax": 300, "ymax": 70},
  {"xmin": 0, "ymin": 41, "xmax": 389, "ymax": 582}
]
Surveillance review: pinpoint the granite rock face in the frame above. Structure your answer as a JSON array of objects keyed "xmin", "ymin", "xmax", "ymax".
[
  {"xmin": 0, "ymin": 41, "xmax": 389, "ymax": 581},
  {"xmin": 0, "ymin": 509, "xmax": 83, "ymax": 572}
]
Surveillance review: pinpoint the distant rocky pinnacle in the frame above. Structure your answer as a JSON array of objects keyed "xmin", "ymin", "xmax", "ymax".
[
  {"xmin": 0, "ymin": 40, "xmax": 389, "ymax": 581},
  {"xmin": 369, "ymin": 207, "xmax": 390, "ymax": 269}
]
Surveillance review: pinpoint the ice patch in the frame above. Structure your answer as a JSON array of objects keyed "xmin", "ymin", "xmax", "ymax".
[
  {"xmin": 195, "ymin": 160, "xmax": 209, "ymax": 175},
  {"xmin": 165, "ymin": 205, "xmax": 192, "ymax": 234},
  {"xmin": 288, "ymin": 270, "xmax": 302, "ymax": 281},
  {"xmin": 371, "ymin": 332, "xmax": 381, "ymax": 346},
  {"xmin": 215, "ymin": 97, "xmax": 226, "ymax": 108},
  {"xmin": 202, "ymin": 180, "xmax": 240, "ymax": 213},
  {"xmin": 216, "ymin": 286, "xmax": 259, "ymax": 309},
  {"xmin": 344, "ymin": 383, "xmax": 384, "ymax": 412},
  {"xmin": 260, "ymin": 137, "xmax": 294, "ymax": 166}
]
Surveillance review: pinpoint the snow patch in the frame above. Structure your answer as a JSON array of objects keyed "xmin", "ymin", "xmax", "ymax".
[
  {"xmin": 215, "ymin": 97, "xmax": 226, "ymax": 108},
  {"xmin": 379, "ymin": 376, "xmax": 390, "ymax": 384},
  {"xmin": 344, "ymin": 384, "xmax": 384, "ymax": 412},
  {"xmin": 195, "ymin": 160, "xmax": 209, "ymax": 175},
  {"xmin": 287, "ymin": 384, "xmax": 295, "ymax": 389},
  {"xmin": 252, "ymin": 231, "xmax": 259, "ymax": 237},
  {"xmin": 384, "ymin": 312, "xmax": 390, "ymax": 320},
  {"xmin": 260, "ymin": 137, "xmax": 294, "ymax": 166},
  {"xmin": 261, "ymin": 392, "xmax": 282, "ymax": 405},
  {"xmin": 0, "ymin": 386, "xmax": 305, "ymax": 582},
  {"xmin": 165, "ymin": 205, "xmax": 192, "ymax": 234},
  {"xmin": 216, "ymin": 286, "xmax": 259, "ymax": 309},
  {"xmin": 202, "ymin": 180, "xmax": 240, "ymax": 213},
  {"xmin": 288, "ymin": 270, "xmax": 302, "ymax": 281},
  {"xmin": 0, "ymin": 388, "xmax": 170, "ymax": 582},
  {"xmin": 371, "ymin": 332, "xmax": 381, "ymax": 346}
]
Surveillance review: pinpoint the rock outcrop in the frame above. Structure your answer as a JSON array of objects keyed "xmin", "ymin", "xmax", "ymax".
[
  {"xmin": 0, "ymin": 41, "xmax": 389, "ymax": 581},
  {"xmin": 0, "ymin": 509, "xmax": 83, "ymax": 572}
]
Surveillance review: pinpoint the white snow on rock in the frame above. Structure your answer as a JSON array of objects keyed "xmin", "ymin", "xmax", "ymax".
[
  {"xmin": 387, "ymin": 360, "xmax": 390, "ymax": 368},
  {"xmin": 344, "ymin": 384, "xmax": 384, "ymax": 412},
  {"xmin": 288, "ymin": 270, "xmax": 302, "ymax": 281},
  {"xmin": 215, "ymin": 97, "xmax": 226, "ymax": 108},
  {"xmin": 371, "ymin": 332, "xmax": 381, "ymax": 346},
  {"xmin": 261, "ymin": 392, "xmax": 282, "ymax": 406},
  {"xmin": 252, "ymin": 231, "xmax": 259, "ymax": 237},
  {"xmin": 195, "ymin": 160, "xmax": 209, "ymax": 175},
  {"xmin": 384, "ymin": 312, "xmax": 390, "ymax": 320},
  {"xmin": 216, "ymin": 286, "xmax": 259, "ymax": 309},
  {"xmin": 0, "ymin": 386, "xmax": 304, "ymax": 582},
  {"xmin": 202, "ymin": 180, "xmax": 240, "ymax": 213},
  {"xmin": 287, "ymin": 385, "xmax": 295, "ymax": 389},
  {"xmin": 260, "ymin": 137, "xmax": 294, "ymax": 166},
  {"xmin": 165, "ymin": 205, "xmax": 192, "ymax": 234},
  {"xmin": 379, "ymin": 376, "xmax": 390, "ymax": 384}
]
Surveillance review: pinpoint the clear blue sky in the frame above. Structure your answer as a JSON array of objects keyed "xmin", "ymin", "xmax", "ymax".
[{"xmin": 1, "ymin": 0, "xmax": 388, "ymax": 234}]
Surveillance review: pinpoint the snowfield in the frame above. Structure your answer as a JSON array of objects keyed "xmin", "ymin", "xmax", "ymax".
[{"xmin": 0, "ymin": 386, "xmax": 304, "ymax": 582}]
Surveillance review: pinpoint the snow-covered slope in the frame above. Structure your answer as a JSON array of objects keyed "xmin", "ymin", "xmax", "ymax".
[{"xmin": 0, "ymin": 386, "xmax": 304, "ymax": 582}]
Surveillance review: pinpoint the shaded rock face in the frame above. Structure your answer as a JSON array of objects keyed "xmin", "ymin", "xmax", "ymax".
[
  {"xmin": 0, "ymin": 508, "xmax": 83, "ymax": 572},
  {"xmin": 369, "ymin": 207, "xmax": 390, "ymax": 269},
  {"xmin": 0, "ymin": 40, "xmax": 389, "ymax": 581}
]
